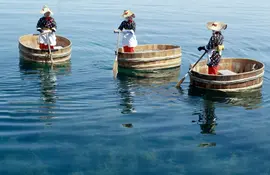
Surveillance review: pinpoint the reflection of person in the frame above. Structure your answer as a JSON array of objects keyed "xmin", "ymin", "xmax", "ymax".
[
  {"xmin": 114, "ymin": 10, "xmax": 137, "ymax": 53},
  {"xmin": 19, "ymin": 63, "xmax": 57, "ymax": 124},
  {"xmin": 37, "ymin": 5, "xmax": 57, "ymax": 50},
  {"xmin": 117, "ymin": 75, "xmax": 136, "ymax": 114},
  {"xmin": 19, "ymin": 62, "xmax": 71, "ymax": 125},
  {"xmin": 119, "ymin": 85, "xmax": 135, "ymax": 114},
  {"xmin": 198, "ymin": 99, "xmax": 217, "ymax": 134},
  {"xmin": 40, "ymin": 69, "xmax": 57, "ymax": 104}
]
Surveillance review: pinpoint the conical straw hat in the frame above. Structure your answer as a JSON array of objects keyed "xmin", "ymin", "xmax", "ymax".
[{"xmin": 207, "ymin": 22, "xmax": 227, "ymax": 31}]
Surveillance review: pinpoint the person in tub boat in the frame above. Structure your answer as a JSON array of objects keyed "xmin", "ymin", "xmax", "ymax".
[
  {"xmin": 114, "ymin": 10, "xmax": 138, "ymax": 53},
  {"xmin": 36, "ymin": 5, "xmax": 57, "ymax": 50},
  {"xmin": 198, "ymin": 22, "xmax": 227, "ymax": 75}
]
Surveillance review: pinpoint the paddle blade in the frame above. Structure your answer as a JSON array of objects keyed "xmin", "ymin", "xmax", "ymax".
[
  {"xmin": 175, "ymin": 76, "xmax": 186, "ymax": 88},
  {"xmin": 113, "ymin": 59, "xmax": 118, "ymax": 78}
]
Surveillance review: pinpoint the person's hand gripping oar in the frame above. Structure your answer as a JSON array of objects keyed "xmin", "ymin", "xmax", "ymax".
[{"xmin": 175, "ymin": 51, "xmax": 207, "ymax": 88}]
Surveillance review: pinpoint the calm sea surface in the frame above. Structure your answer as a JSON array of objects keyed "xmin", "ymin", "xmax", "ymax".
[{"xmin": 1, "ymin": 0, "xmax": 270, "ymax": 174}]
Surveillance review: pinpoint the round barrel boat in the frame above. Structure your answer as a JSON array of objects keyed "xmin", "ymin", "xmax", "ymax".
[
  {"xmin": 117, "ymin": 44, "xmax": 181, "ymax": 73},
  {"xmin": 18, "ymin": 34, "xmax": 72, "ymax": 64},
  {"xmin": 189, "ymin": 58, "xmax": 264, "ymax": 92}
]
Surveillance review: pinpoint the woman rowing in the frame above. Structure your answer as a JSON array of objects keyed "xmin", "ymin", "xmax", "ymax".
[
  {"xmin": 114, "ymin": 10, "xmax": 138, "ymax": 53},
  {"xmin": 198, "ymin": 22, "xmax": 227, "ymax": 75},
  {"xmin": 36, "ymin": 5, "xmax": 57, "ymax": 50}
]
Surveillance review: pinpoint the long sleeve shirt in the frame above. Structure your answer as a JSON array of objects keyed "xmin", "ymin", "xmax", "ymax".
[{"xmin": 205, "ymin": 33, "xmax": 224, "ymax": 51}]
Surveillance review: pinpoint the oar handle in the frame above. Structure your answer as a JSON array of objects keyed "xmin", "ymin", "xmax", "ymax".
[
  {"xmin": 113, "ymin": 32, "xmax": 120, "ymax": 77},
  {"xmin": 115, "ymin": 32, "xmax": 120, "ymax": 55}
]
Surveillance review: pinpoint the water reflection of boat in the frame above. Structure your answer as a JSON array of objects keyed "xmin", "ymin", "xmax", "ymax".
[
  {"xmin": 19, "ymin": 60, "xmax": 71, "ymax": 123},
  {"xmin": 117, "ymin": 67, "xmax": 180, "ymax": 128},
  {"xmin": 189, "ymin": 85, "xmax": 262, "ymax": 137},
  {"xmin": 117, "ymin": 67, "xmax": 180, "ymax": 86},
  {"xmin": 188, "ymin": 86, "xmax": 262, "ymax": 110},
  {"xmin": 118, "ymin": 66, "xmax": 180, "ymax": 79}
]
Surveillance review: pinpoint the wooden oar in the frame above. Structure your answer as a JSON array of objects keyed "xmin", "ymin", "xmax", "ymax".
[
  {"xmin": 175, "ymin": 51, "xmax": 207, "ymax": 88},
  {"xmin": 113, "ymin": 32, "xmax": 120, "ymax": 78}
]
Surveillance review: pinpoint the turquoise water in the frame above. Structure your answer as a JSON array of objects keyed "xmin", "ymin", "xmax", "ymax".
[{"xmin": 1, "ymin": 0, "xmax": 270, "ymax": 174}]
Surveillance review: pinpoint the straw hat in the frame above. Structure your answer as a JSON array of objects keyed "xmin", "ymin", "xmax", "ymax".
[
  {"xmin": 122, "ymin": 10, "xmax": 134, "ymax": 18},
  {"xmin": 40, "ymin": 5, "xmax": 53, "ymax": 15},
  {"xmin": 206, "ymin": 22, "xmax": 227, "ymax": 31}
]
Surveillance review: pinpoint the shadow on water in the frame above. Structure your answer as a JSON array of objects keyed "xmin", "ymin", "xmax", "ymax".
[
  {"xmin": 189, "ymin": 86, "xmax": 262, "ymax": 146},
  {"xmin": 19, "ymin": 60, "xmax": 71, "ymax": 124}
]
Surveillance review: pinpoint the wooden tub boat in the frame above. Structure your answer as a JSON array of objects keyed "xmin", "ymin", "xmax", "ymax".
[
  {"xmin": 117, "ymin": 44, "xmax": 181, "ymax": 72},
  {"xmin": 189, "ymin": 58, "xmax": 264, "ymax": 92},
  {"xmin": 18, "ymin": 34, "xmax": 72, "ymax": 64}
]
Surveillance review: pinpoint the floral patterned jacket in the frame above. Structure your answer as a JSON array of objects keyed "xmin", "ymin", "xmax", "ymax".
[
  {"xmin": 204, "ymin": 33, "xmax": 224, "ymax": 67},
  {"xmin": 118, "ymin": 20, "xmax": 136, "ymax": 32},
  {"xmin": 36, "ymin": 17, "xmax": 57, "ymax": 31}
]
